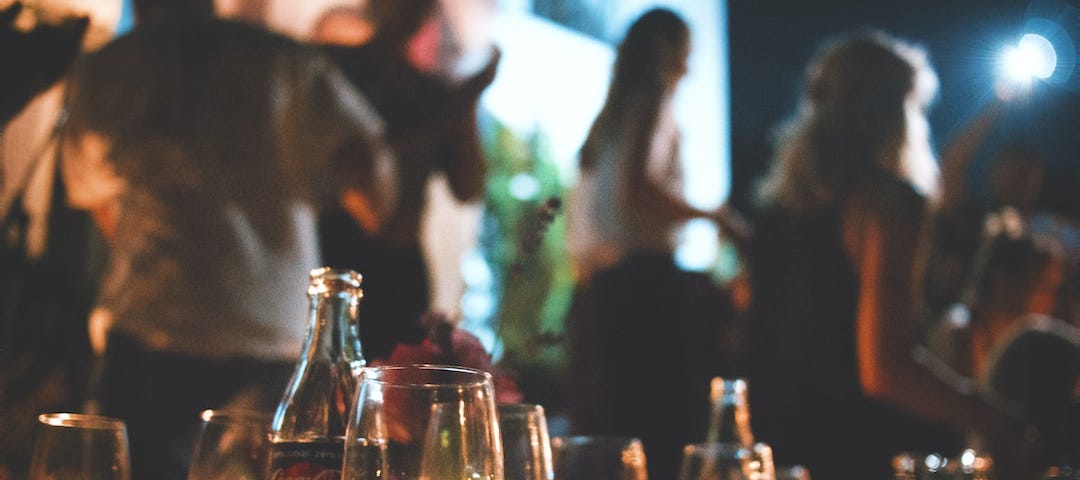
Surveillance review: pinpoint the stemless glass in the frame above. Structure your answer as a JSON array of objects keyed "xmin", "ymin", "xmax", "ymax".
[
  {"xmin": 343, "ymin": 364, "xmax": 503, "ymax": 480},
  {"xmin": 893, "ymin": 452, "xmax": 952, "ymax": 479},
  {"xmin": 774, "ymin": 465, "xmax": 810, "ymax": 480},
  {"xmin": 550, "ymin": 436, "xmax": 648, "ymax": 480},
  {"xmin": 497, "ymin": 403, "xmax": 553, "ymax": 480},
  {"xmin": 187, "ymin": 409, "xmax": 272, "ymax": 480},
  {"xmin": 678, "ymin": 442, "xmax": 775, "ymax": 480},
  {"xmin": 29, "ymin": 413, "xmax": 131, "ymax": 480},
  {"xmin": 893, "ymin": 450, "xmax": 993, "ymax": 480}
]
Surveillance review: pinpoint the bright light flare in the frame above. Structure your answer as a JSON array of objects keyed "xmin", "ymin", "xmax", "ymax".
[{"xmin": 1001, "ymin": 33, "xmax": 1058, "ymax": 84}]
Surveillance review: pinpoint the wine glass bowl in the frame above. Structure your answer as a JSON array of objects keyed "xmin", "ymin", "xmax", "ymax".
[
  {"xmin": 497, "ymin": 403, "xmax": 553, "ymax": 480},
  {"xmin": 187, "ymin": 409, "xmax": 272, "ymax": 480},
  {"xmin": 342, "ymin": 364, "xmax": 503, "ymax": 480},
  {"xmin": 775, "ymin": 465, "xmax": 811, "ymax": 480},
  {"xmin": 550, "ymin": 436, "xmax": 647, "ymax": 480},
  {"xmin": 29, "ymin": 413, "xmax": 131, "ymax": 480}
]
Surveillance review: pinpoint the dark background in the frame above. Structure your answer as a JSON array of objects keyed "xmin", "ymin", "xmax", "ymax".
[{"xmin": 726, "ymin": 0, "xmax": 1080, "ymax": 217}]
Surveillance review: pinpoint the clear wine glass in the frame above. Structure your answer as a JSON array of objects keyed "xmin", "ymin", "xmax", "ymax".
[
  {"xmin": 550, "ymin": 436, "xmax": 647, "ymax": 480},
  {"xmin": 28, "ymin": 413, "xmax": 131, "ymax": 480},
  {"xmin": 187, "ymin": 409, "xmax": 272, "ymax": 480},
  {"xmin": 677, "ymin": 442, "xmax": 775, "ymax": 480},
  {"xmin": 497, "ymin": 403, "xmax": 553, "ymax": 480},
  {"xmin": 342, "ymin": 364, "xmax": 503, "ymax": 480}
]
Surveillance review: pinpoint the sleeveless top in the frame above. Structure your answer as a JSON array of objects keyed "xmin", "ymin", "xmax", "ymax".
[{"xmin": 746, "ymin": 177, "xmax": 957, "ymax": 479}]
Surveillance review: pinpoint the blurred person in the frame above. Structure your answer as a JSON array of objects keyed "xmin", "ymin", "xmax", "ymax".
[
  {"xmin": 565, "ymin": 9, "xmax": 745, "ymax": 480},
  {"xmin": 962, "ymin": 211, "xmax": 1066, "ymax": 374},
  {"xmin": 929, "ymin": 210, "xmax": 1069, "ymax": 373},
  {"xmin": 0, "ymin": 1, "xmax": 87, "ymax": 126},
  {"xmin": 59, "ymin": 0, "xmax": 394, "ymax": 478},
  {"xmin": 1, "ymin": 2, "xmax": 105, "ymax": 477},
  {"xmin": 320, "ymin": 0, "xmax": 499, "ymax": 360},
  {"xmin": 931, "ymin": 212, "xmax": 1078, "ymax": 469},
  {"xmin": 746, "ymin": 30, "xmax": 1035, "ymax": 480},
  {"xmin": 928, "ymin": 105, "xmax": 1048, "ymax": 316}
]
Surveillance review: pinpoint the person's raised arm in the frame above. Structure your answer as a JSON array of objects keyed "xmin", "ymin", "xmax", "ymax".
[
  {"xmin": 621, "ymin": 105, "xmax": 749, "ymax": 243},
  {"xmin": 935, "ymin": 100, "xmax": 1004, "ymax": 214},
  {"xmin": 332, "ymin": 136, "xmax": 397, "ymax": 234},
  {"xmin": 441, "ymin": 49, "xmax": 500, "ymax": 203},
  {"xmin": 310, "ymin": 55, "xmax": 398, "ymax": 232}
]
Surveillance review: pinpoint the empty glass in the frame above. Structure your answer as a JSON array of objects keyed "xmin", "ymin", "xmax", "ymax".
[
  {"xmin": 498, "ymin": 403, "xmax": 553, "ymax": 480},
  {"xmin": 29, "ymin": 413, "xmax": 131, "ymax": 480},
  {"xmin": 551, "ymin": 436, "xmax": 647, "ymax": 480},
  {"xmin": 677, "ymin": 442, "xmax": 774, "ymax": 480},
  {"xmin": 342, "ymin": 364, "xmax": 503, "ymax": 480},
  {"xmin": 187, "ymin": 409, "xmax": 272, "ymax": 480},
  {"xmin": 775, "ymin": 465, "xmax": 811, "ymax": 480}
]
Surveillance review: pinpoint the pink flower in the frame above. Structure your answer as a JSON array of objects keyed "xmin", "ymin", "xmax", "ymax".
[{"xmin": 378, "ymin": 317, "xmax": 523, "ymax": 403}]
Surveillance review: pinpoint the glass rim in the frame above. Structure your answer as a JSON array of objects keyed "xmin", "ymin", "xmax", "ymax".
[
  {"xmin": 682, "ymin": 442, "xmax": 759, "ymax": 455},
  {"xmin": 199, "ymin": 408, "xmax": 273, "ymax": 424},
  {"xmin": 497, "ymin": 402, "xmax": 545, "ymax": 416},
  {"xmin": 37, "ymin": 413, "xmax": 127, "ymax": 430},
  {"xmin": 553, "ymin": 435, "xmax": 643, "ymax": 448},
  {"xmin": 362, "ymin": 364, "xmax": 493, "ymax": 387},
  {"xmin": 309, "ymin": 266, "xmax": 363, "ymax": 284}
]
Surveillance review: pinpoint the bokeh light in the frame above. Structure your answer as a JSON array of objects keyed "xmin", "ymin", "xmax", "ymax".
[{"xmin": 1000, "ymin": 33, "xmax": 1057, "ymax": 84}]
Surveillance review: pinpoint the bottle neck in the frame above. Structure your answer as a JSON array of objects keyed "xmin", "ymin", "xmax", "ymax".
[
  {"xmin": 303, "ymin": 289, "xmax": 365, "ymax": 371},
  {"xmin": 707, "ymin": 379, "xmax": 754, "ymax": 447}
]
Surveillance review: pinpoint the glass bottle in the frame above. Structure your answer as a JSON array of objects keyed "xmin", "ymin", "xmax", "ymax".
[
  {"xmin": 269, "ymin": 267, "xmax": 366, "ymax": 479},
  {"xmin": 705, "ymin": 377, "xmax": 754, "ymax": 448}
]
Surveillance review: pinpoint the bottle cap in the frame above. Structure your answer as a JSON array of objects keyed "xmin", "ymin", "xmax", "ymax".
[
  {"xmin": 710, "ymin": 377, "xmax": 748, "ymax": 402},
  {"xmin": 308, "ymin": 267, "xmax": 363, "ymax": 297}
]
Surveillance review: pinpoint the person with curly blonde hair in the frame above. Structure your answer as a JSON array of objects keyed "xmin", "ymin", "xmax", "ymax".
[{"xmin": 746, "ymin": 30, "xmax": 1035, "ymax": 479}]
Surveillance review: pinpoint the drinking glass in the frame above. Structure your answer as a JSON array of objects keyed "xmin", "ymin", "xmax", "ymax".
[
  {"xmin": 29, "ymin": 413, "xmax": 131, "ymax": 480},
  {"xmin": 893, "ymin": 450, "xmax": 993, "ymax": 480},
  {"xmin": 677, "ymin": 442, "xmax": 774, "ymax": 480},
  {"xmin": 343, "ymin": 364, "xmax": 503, "ymax": 480},
  {"xmin": 497, "ymin": 403, "xmax": 553, "ymax": 480},
  {"xmin": 550, "ymin": 436, "xmax": 647, "ymax": 480},
  {"xmin": 774, "ymin": 465, "xmax": 810, "ymax": 480},
  {"xmin": 893, "ymin": 452, "xmax": 952, "ymax": 479},
  {"xmin": 187, "ymin": 409, "xmax": 272, "ymax": 480}
]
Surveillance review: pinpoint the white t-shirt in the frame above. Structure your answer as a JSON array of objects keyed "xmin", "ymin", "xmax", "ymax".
[
  {"xmin": 62, "ymin": 17, "xmax": 385, "ymax": 360},
  {"xmin": 569, "ymin": 95, "xmax": 685, "ymax": 280}
]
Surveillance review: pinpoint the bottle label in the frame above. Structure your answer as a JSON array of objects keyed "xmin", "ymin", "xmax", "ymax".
[{"xmin": 269, "ymin": 441, "xmax": 344, "ymax": 480}]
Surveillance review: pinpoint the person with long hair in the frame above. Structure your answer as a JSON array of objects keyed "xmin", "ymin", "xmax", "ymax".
[
  {"xmin": 567, "ymin": 9, "xmax": 744, "ymax": 480},
  {"xmin": 570, "ymin": 8, "xmax": 745, "ymax": 281},
  {"xmin": 320, "ymin": 0, "xmax": 499, "ymax": 361},
  {"xmin": 746, "ymin": 31, "xmax": 1033, "ymax": 479},
  {"xmin": 59, "ymin": 2, "xmax": 394, "ymax": 477}
]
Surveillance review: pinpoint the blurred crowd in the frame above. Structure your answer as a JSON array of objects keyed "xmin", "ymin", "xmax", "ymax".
[{"xmin": 2, "ymin": 1, "xmax": 1078, "ymax": 479}]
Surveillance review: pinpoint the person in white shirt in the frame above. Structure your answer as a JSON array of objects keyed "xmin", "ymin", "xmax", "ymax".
[{"xmin": 61, "ymin": 2, "xmax": 394, "ymax": 477}]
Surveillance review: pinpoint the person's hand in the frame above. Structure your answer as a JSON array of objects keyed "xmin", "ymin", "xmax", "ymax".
[
  {"xmin": 712, "ymin": 204, "xmax": 753, "ymax": 247},
  {"xmin": 1, "ymin": 2, "xmax": 88, "ymax": 125},
  {"xmin": 461, "ymin": 47, "xmax": 500, "ymax": 97}
]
